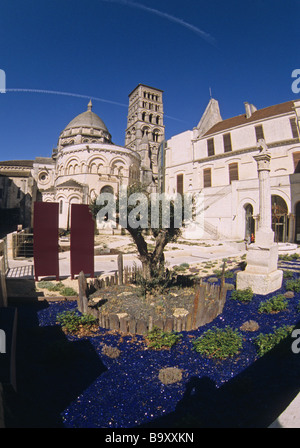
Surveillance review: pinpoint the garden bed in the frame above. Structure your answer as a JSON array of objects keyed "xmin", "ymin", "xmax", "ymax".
[{"xmin": 4, "ymin": 258, "xmax": 300, "ymax": 428}]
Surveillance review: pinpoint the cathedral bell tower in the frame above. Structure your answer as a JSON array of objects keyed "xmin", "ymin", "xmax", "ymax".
[{"xmin": 125, "ymin": 84, "xmax": 165, "ymax": 189}]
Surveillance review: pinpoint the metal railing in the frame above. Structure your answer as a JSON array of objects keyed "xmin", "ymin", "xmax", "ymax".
[{"xmin": 12, "ymin": 232, "xmax": 34, "ymax": 259}]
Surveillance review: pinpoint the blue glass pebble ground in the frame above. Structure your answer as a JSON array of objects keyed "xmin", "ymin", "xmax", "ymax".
[{"xmin": 18, "ymin": 261, "xmax": 300, "ymax": 428}]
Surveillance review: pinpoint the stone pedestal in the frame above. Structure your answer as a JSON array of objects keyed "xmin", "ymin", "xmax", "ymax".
[
  {"xmin": 236, "ymin": 238, "xmax": 283, "ymax": 295},
  {"xmin": 236, "ymin": 139, "xmax": 283, "ymax": 295}
]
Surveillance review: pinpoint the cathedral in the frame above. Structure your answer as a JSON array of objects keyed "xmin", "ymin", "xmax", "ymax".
[
  {"xmin": 1, "ymin": 83, "xmax": 300, "ymax": 245},
  {"xmin": 0, "ymin": 84, "xmax": 165, "ymax": 234}
]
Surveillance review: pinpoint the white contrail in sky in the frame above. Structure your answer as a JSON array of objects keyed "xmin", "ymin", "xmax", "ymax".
[
  {"xmin": 100, "ymin": 0, "xmax": 216, "ymax": 45},
  {"xmin": 5, "ymin": 88, "xmax": 187, "ymax": 122},
  {"xmin": 6, "ymin": 88, "xmax": 128, "ymax": 107}
]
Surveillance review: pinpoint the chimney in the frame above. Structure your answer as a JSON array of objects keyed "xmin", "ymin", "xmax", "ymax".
[{"xmin": 244, "ymin": 102, "xmax": 257, "ymax": 118}]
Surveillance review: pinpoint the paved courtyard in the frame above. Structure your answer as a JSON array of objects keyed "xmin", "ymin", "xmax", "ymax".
[{"xmin": 6, "ymin": 237, "xmax": 246, "ymax": 279}]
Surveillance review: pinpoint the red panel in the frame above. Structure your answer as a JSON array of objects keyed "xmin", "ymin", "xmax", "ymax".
[
  {"xmin": 33, "ymin": 202, "xmax": 59, "ymax": 281},
  {"xmin": 70, "ymin": 204, "xmax": 94, "ymax": 279}
]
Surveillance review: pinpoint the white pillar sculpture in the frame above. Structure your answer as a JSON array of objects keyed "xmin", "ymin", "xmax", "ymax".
[{"xmin": 236, "ymin": 139, "xmax": 283, "ymax": 295}]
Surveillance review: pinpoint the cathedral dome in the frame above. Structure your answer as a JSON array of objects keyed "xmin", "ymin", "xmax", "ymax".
[
  {"xmin": 57, "ymin": 100, "xmax": 112, "ymax": 149},
  {"xmin": 64, "ymin": 100, "xmax": 109, "ymax": 133}
]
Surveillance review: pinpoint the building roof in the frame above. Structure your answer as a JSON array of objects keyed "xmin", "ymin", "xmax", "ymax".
[
  {"xmin": 34, "ymin": 157, "xmax": 55, "ymax": 165},
  {"xmin": 128, "ymin": 83, "xmax": 164, "ymax": 97},
  {"xmin": 203, "ymin": 100, "xmax": 295, "ymax": 137},
  {"xmin": 63, "ymin": 100, "xmax": 109, "ymax": 133},
  {"xmin": 0, "ymin": 160, "xmax": 34, "ymax": 167},
  {"xmin": 56, "ymin": 179, "xmax": 83, "ymax": 189}
]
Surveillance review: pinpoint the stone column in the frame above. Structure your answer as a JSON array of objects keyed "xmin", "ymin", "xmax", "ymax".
[
  {"xmin": 236, "ymin": 139, "xmax": 283, "ymax": 295},
  {"xmin": 253, "ymin": 141, "xmax": 274, "ymax": 246}
]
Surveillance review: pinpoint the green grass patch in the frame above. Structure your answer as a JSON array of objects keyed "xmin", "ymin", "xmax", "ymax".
[
  {"xmin": 146, "ymin": 327, "xmax": 182, "ymax": 350},
  {"xmin": 192, "ymin": 326, "xmax": 243, "ymax": 360},
  {"xmin": 286, "ymin": 278, "xmax": 300, "ymax": 293},
  {"xmin": 37, "ymin": 281, "xmax": 77, "ymax": 296},
  {"xmin": 57, "ymin": 310, "xmax": 97, "ymax": 334},
  {"xmin": 254, "ymin": 325, "xmax": 295, "ymax": 357},
  {"xmin": 230, "ymin": 288, "xmax": 253, "ymax": 303},
  {"xmin": 258, "ymin": 294, "xmax": 289, "ymax": 314}
]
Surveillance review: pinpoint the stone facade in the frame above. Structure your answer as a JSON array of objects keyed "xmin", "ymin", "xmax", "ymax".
[
  {"xmin": 1, "ymin": 85, "xmax": 300, "ymax": 243},
  {"xmin": 125, "ymin": 84, "xmax": 165, "ymax": 190},
  {"xmin": 164, "ymin": 98, "xmax": 300, "ymax": 243}
]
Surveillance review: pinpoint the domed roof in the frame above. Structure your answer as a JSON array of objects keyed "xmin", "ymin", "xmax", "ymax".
[{"xmin": 64, "ymin": 100, "xmax": 109, "ymax": 133}]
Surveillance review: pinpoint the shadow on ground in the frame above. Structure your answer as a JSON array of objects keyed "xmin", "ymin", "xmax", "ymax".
[
  {"xmin": 3, "ymin": 299, "xmax": 107, "ymax": 428},
  {"xmin": 139, "ymin": 320, "xmax": 300, "ymax": 428}
]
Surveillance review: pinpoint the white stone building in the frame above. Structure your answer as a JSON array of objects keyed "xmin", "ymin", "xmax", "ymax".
[
  {"xmin": 1, "ymin": 84, "xmax": 300, "ymax": 244},
  {"xmin": 164, "ymin": 98, "xmax": 300, "ymax": 243},
  {"xmin": 36, "ymin": 100, "xmax": 143, "ymax": 229},
  {"xmin": 0, "ymin": 85, "xmax": 164, "ymax": 233}
]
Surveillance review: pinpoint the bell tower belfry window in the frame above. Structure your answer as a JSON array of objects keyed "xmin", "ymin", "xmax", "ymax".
[{"xmin": 125, "ymin": 84, "xmax": 165, "ymax": 183}]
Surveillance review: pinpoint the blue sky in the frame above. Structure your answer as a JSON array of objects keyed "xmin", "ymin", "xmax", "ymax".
[{"xmin": 0, "ymin": 0, "xmax": 299, "ymax": 161}]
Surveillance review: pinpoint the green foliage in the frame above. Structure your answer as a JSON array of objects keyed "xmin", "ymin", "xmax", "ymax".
[
  {"xmin": 37, "ymin": 281, "xmax": 77, "ymax": 296},
  {"xmin": 230, "ymin": 288, "xmax": 253, "ymax": 303},
  {"xmin": 180, "ymin": 263, "xmax": 190, "ymax": 269},
  {"xmin": 192, "ymin": 326, "xmax": 243, "ymax": 360},
  {"xmin": 135, "ymin": 267, "xmax": 175, "ymax": 297},
  {"xmin": 37, "ymin": 281, "xmax": 64, "ymax": 291},
  {"xmin": 173, "ymin": 263, "xmax": 189, "ymax": 272},
  {"xmin": 146, "ymin": 326, "xmax": 182, "ymax": 350},
  {"xmin": 57, "ymin": 310, "xmax": 97, "ymax": 334},
  {"xmin": 258, "ymin": 294, "xmax": 288, "ymax": 314},
  {"xmin": 283, "ymin": 270, "xmax": 294, "ymax": 279},
  {"xmin": 286, "ymin": 278, "xmax": 300, "ymax": 293},
  {"xmin": 59, "ymin": 287, "xmax": 77, "ymax": 296},
  {"xmin": 254, "ymin": 325, "xmax": 295, "ymax": 357},
  {"xmin": 279, "ymin": 253, "xmax": 300, "ymax": 261},
  {"xmin": 213, "ymin": 269, "xmax": 234, "ymax": 278}
]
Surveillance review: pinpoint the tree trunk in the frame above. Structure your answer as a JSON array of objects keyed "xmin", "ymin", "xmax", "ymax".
[{"xmin": 141, "ymin": 258, "xmax": 152, "ymax": 281}]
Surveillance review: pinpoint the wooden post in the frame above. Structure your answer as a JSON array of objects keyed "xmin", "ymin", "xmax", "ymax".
[
  {"xmin": 78, "ymin": 271, "xmax": 88, "ymax": 314},
  {"xmin": 220, "ymin": 260, "xmax": 226, "ymax": 289},
  {"xmin": 118, "ymin": 253, "xmax": 123, "ymax": 285}
]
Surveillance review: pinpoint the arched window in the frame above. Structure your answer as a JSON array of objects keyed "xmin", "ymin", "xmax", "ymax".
[
  {"xmin": 272, "ymin": 195, "xmax": 288, "ymax": 242},
  {"xmin": 100, "ymin": 185, "xmax": 114, "ymax": 195},
  {"xmin": 59, "ymin": 200, "xmax": 63, "ymax": 215},
  {"xmin": 244, "ymin": 203, "xmax": 254, "ymax": 241},
  {"xmin": 156, "ymin": 116, "xmax": 160, "ymax": 125}
]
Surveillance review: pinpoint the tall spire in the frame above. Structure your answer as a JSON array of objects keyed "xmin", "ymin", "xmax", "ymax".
[{"xmin": 87, "ymin": 99, "xmax": 92, "ymax": 111}]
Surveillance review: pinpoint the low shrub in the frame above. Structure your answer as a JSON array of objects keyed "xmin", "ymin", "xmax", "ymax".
[
  {"xmin": 283, "ymin": 270, "xmax": 294, "ymax": 279},
  {"xmin": 285, "ymin": 278, "xmax": 300, "ymax": 293},
  {"xmin": 60, "ymin": 286, "xmax": 77, "ymax": 296},
  {"xmin": 254, "ymin": 325, "xmax": 295, "ymax": 357},
  {"xmin": 230, "ymin": 288, "xmax": 253, "ymax": 303},
  {"xmin": 57, "ymin": 310, "xmax": 97, "ymax": 334},
  {"xmin": 146, "ymin": 327, "xmax": 182, "ymax": 350},
  {"xmin": 37, "ymin": 281, "xmax": 64, "ymax": 291},
  {"xmin": 180, "ymin": 263, "xmax": 190, "ymax": 269},
  {"xmin": 258, "ymin": 294, "xmax": 288, "ymax": 314},
  {"xmin": 213, "ymin": 269, "xmax": 234, "ymax": 278},
  {"xmin": 192, "ymin": 326, "xmax": 243, "ymax": 360},
  {"xmin": 37, "ymin": 281, "xmax": 77, "ymax": 295}
]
